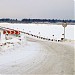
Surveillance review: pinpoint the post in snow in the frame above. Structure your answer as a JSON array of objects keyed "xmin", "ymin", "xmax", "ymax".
[{"xmin": 62, "ymin": 22, "xmax": 67, "ymax": 40}]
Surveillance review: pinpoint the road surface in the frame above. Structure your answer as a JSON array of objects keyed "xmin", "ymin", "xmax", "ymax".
[{"xmin": 0, "ymin": 37, "xmax": 74, "ymax": 75}]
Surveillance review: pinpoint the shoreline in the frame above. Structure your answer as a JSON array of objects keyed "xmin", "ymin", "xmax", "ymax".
[{"xmin": 0, "ymin": 22, "xmax": 75, "ymax": 25}]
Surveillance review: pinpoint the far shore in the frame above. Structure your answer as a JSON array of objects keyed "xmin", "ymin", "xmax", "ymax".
[{"xmin": 0, "ymin": 22, "xmax": 75, "ymax": 25}]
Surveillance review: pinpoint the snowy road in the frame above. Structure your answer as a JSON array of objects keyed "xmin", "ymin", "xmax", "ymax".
[{"xmin": 0, "ymin": 37, "xmax": 74, "ymax": 75}]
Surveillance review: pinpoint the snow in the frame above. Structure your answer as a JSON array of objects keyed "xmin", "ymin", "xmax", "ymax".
[
  {"xmin": 0, "ymin": 23, "xmax": 74, "ymax": 40},
  {"xmin": 0, "ymin": 41, "xmax": 40, "ymax": 65},
  {"xmin": 0, "ymin": 23, "xmax": 74, "ymax": 74},
  {"xmin": 0, "ymin": 37, "xmax": 74, "ymax": 74}
]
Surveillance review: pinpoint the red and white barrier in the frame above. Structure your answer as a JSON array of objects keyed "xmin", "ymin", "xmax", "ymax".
[{"xmin": 3, "ymin": 30, "xmax": 20, "ymax": 35}]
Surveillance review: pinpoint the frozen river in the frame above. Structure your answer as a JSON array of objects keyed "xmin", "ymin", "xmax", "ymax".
[
  {"xmin": 0, "ymin": 23, "xmax": 75, "ymax": 40},
  {"xmin": 0, "ymin": 23, "xmax": 74, "ymax": 74}
]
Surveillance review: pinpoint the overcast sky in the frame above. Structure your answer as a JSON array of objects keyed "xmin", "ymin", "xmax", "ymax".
[{"xmin": 0, "ymin": 0, "xmax": 74, "ymax": 20}]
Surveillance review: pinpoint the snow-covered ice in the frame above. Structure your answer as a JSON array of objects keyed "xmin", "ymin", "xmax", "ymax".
[
  {"xmin": 0, "ymin": 23, "xmax": 74, "ymax": 40},
  {"xmin": 0, "ymin": 23, "xmax": 74, "ymax": 74}
]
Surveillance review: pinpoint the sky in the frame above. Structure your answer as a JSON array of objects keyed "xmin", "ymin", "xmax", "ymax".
[{"xmin": 0, "ymin": 0, "xmax": 74, "ymax": 20}]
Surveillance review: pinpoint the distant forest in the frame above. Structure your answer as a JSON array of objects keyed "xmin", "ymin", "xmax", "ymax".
[{"xmin": 0, "ymin": 18, "xmax": 75, "ymax": 24}]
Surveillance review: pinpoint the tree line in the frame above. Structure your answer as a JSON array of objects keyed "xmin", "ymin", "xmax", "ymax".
[{"xmin": 0, "ymin": 18, "xmax": 75, "ymax": 24}]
